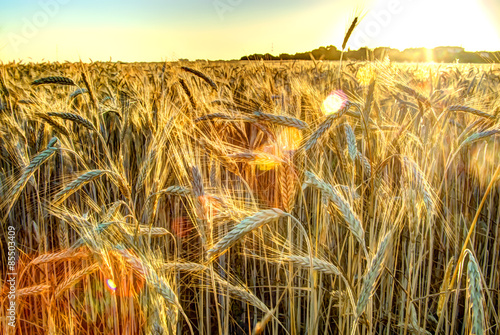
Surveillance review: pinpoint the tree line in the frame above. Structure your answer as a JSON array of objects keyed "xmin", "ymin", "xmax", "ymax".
[{"xmin": 241, "ymin": 46, "xmax": 500, "ymax": 63}]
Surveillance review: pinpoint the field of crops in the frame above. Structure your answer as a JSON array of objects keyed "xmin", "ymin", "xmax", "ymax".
[{"xmin": 0, "ymin": 59, "xmax": 499, "ymax": 334}]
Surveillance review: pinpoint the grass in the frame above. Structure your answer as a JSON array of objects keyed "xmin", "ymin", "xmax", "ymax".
[{"xmin": 0, "ymin": 58, "xmax": 499, "ymax": 334}]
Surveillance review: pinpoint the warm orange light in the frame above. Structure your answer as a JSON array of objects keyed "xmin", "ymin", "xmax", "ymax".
[
  {"xmin": 322, "ymin": 90, "xmax": 348, "ymax": 115},
  {"xmin": 277, "ymin": 127, "xmax": 302, "ymax": 151},
  {"xmin": 171, "ymin": 217, "xmax": 193, "ymax": 238}
]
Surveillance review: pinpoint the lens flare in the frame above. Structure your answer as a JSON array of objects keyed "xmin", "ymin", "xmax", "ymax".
[
  {"xmin": 106, "ymin": 279, "xmax": 117, "ymax": 291},
  {"xmin": 322, "ymin": 90, "xmax": 348, "ymax": 115}
]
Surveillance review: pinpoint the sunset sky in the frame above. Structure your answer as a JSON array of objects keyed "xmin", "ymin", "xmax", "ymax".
[{"xmin": 1, "ymin": 0, "xmax": 499, "ymax": 62}]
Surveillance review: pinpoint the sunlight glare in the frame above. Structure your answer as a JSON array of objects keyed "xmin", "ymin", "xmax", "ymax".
[{"xmin": 322, "ymin": 90, "xmax": 348, "ymax": 115}]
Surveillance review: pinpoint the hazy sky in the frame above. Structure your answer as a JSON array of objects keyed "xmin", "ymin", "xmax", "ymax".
[{"xmin": 1, "ymin": 0, "xmax": 499, "ymax": 62}]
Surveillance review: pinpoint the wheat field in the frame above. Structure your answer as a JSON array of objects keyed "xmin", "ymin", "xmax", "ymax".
[{"xmin": 0, "ymin": 59, "xmax": 499, "ymax": 334}]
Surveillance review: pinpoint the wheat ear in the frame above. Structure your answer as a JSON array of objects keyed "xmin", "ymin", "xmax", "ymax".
[
  {"xmin": 178, "ymin": 78, "xmax": 197, "ymax": 109},
  {"xmin": 344, "ymin": 123, "xmax": 357, "ymax": 161},
  {"xmin": 253, "ymin": 111, "xmax": 308, "ymax": 130},
  {"xmin": 47, "ymin": 112, "xmax": 97, "ymax": 132},
  {"xmin": 53, "ymin": 170, "xmax": 108, "ymax": 204},
  {"xmin": 17, "ymin": 285, "xmax": 51, "ymax": 297},
  {"xmin": 181, "ymin": 66, "xmax": 218, "ymax": 91},
  {"xmin": 467, "ymin": 253, "xmax": 485, "ymax": 335},
  {"xmin": 207, "ymin": 208, "xmax": 287, "ymax": 258},
  {"xmin": 437, "ymin": 257, "xmax": 455, "ymax": 317},
  {"xmin": 304, "ymin": 101, "xmax": 352, "ymax": 150},
  {"xmin": 342, "ymin": 17, "xmax": 358, "ymax": 50},
  {"xmin": 448, "ymin": 105, "xmax": 495, "ymax": 120},
  {"xmin": 4, "ymin": 146, "xmax": 57, "ymax": 219},
  {"xmin": 356, "ymin": 232, "xmax": 391, "ymax": 318},
  {"xmin": 31, "ymin": 76, "xmax": 75, "ymax": 86},
  {"xmin": 54, "ymin": 263, "xmax": 100, "ymax": 299},
  {"xmin": 303, "ymin": 171, "xmax": 367, "ymax": 256}
]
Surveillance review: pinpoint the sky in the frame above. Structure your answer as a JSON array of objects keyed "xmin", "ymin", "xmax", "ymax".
[{"xmin": 0, "ymin": 0, "xmax": 499, "ymax": 62}]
